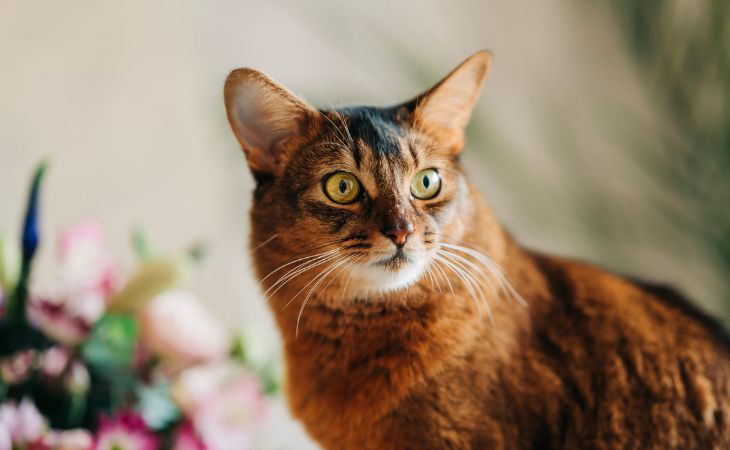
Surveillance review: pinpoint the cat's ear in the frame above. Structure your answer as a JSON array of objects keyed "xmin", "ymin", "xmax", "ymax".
[
  {"xmin": 410, "ymin": 51, "xmax": 492, "ymax": 153},
  {"xmin": 224, "ymin": 68, "xmax": 318, "ymax": 175}
]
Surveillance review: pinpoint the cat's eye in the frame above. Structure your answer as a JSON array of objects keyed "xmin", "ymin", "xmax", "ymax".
[
  {"xmin": 324, "ymin": 172, "xmax": 361, "ymax": 204},
  {"xmin": 410, "ymin": 169, "xmax": 441, "ymax": 200}
]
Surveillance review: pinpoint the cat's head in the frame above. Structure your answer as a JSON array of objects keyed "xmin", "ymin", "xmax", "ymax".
[{"xmin": 224, "ymin": 52, "xmax": 492, "ymax": 297}]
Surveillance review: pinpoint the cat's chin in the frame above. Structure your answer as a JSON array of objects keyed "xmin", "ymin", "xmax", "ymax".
[{"xmin": 346, "ymin": 257, "xmax": 428, "ymax": 297}]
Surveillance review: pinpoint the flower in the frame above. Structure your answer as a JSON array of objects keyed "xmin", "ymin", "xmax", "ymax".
[
  {"xmin": 171, "ymin": 422, "xmax": 206, "ymax": 450},
  {"xmin": 0, "ymin": 399, "xmax": 47, "ymax": 446},
  {"xmin": 109, "ymin": 257, "xmax": 192, "ymax": 313},
  {"xmin": 93, "ymin": 411, "xmax": 157, "ymax": 450},
  {"xmin": 193, "ymin": 376, "xmax": 265, "ymax": 450},
  {"xmin": 26, "ymin": 220, "xmax": 120, "ymax": 346},
  {"xmin": 138, "ymin": 291, "xmax": 229, "ymax": 365},
  {"xmin": 31, "ymin": 429, "xmax": 94, "ymax": 450},
  {"xmin": 0, "ymin": 424, "xmax": 10, "ymax": 450},
  {"xmin": 171, "ymin": 363, "xmax": 266, "ymax": 450},
  {"xmin": 0, "ymin": 349, "xmax": 36, "ymax": 385},
  {"xmin": 57, "ymin": 220, "xmax": 121, "ymax": 299},
  {"xmin": 39, "ymin": 346, "xmax": 71, "ymax": 379},
  {"xmin": 26, "ymin": 292, "xmax": 104, "ymax": 346},
  {"xmin": 55, "ymin": 429, "xmax": 95, "ymax": 450},
  {"xmin": 171, "ymin": 362, "xmax": 243, "ymax": 415}
]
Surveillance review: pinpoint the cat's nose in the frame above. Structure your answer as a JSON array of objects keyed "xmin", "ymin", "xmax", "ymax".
[{"xmin": 381, "ymin": 221, "xmax": 414, "ymax": 247}]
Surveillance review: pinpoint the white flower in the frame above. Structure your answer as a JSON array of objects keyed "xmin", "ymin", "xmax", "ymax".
[
  {"xmin": 138, "ymin": 291, "xmax": 230, "ymax": 365},
  {"xmin": 0, "ymin": 398, "xmax": 47, "ymax": 445}
]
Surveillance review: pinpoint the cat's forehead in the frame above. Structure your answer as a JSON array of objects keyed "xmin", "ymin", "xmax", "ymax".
[
  {"xmin": 318, "ymin": 106, "xmax": 419, "ymax": 172},
  {"xmin": 338, "ymin": 107, "xmax": 405, "ymax": 156}
]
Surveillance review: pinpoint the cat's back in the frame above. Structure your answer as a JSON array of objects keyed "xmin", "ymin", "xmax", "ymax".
[{"xmin": 525, "ymin": 253, "xmax": 730, "ymax": 448}]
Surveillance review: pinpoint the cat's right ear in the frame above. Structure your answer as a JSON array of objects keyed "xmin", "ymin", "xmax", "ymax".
[{"xmin": 224, "ymin": 69, "xmax": 317, "ymax": 176}]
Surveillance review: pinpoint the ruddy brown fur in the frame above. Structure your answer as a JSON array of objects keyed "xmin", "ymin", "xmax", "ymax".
[{"xmin": 224, "ymin": 52, "xmax": 730, "ymax": 449}]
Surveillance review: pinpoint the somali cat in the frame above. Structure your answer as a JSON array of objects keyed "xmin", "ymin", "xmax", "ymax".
[{"xmin": 223, "ymin": 52, "xmax": 730, "ymax": 449}]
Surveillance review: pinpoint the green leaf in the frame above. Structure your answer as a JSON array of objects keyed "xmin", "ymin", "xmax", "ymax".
[
  {"xmin": 0, "ymin": 234, "xmax": 21, "ymax": 293},
  {"xmin": 81, "ymin": 314, "xmax": 138, "ymax": 368},
  {"xmin": 131, "ymin": 228, "xmax": 154, "ymax": 261}
]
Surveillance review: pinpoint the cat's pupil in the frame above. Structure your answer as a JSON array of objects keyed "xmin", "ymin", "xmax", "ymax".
[
  {"xmin": 339, "ymin": 180, "xmax": 347, "ymax": 193},
  {"xmin": 423, "ymin": 175, "xmax": 430, "ymax": 189}
]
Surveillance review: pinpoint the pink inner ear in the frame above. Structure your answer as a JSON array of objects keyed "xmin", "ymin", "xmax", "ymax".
[
  {"xmin": 225, "ymin": 70, "xmax": 315, "ymax": 175},
  {"xmin": 230, "ymin": 97, "xmax": 280, "ymax": 173}
]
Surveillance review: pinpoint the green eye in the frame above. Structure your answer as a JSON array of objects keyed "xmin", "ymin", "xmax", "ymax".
[
  {"xmin": 324, "ymin": 172, "xmax": 361, "ymax": 204},
  {"xmin": 411, "ymin": 169, "xmax": 441, "ymax": 200}
]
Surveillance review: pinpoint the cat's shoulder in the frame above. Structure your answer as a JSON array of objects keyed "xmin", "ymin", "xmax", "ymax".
[{"xmin": 527, "ymin": 251, "xmax": 730, "ymax": 354}]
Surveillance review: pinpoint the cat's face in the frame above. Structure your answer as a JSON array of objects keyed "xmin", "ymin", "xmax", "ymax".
[{"xmin": 225, "ymin": 52, "xmax": 491, "ymax": 297}]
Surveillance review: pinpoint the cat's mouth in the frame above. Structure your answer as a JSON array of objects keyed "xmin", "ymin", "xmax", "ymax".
[{"xmin": 373, "ymin": 248, "xmax": 413, "ymax": 271}]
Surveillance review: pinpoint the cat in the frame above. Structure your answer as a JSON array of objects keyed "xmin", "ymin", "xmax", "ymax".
[{"xmin": 223, "ymin": 51, "xmax": 730, "ymax": 449}]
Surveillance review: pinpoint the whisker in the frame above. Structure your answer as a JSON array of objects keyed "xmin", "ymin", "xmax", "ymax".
[
  {"xmin": 340, "ymin": 257, "xmax": 361, "ymax": 297},
  {"xmin": 250, "ymin": 233, "xmax": 279, "ymax": 254},
  {"xmin": 438, "ymin": 240, "xmax": 527, "ymax": 307},
  {"xmin": 431, "ymin": 259, "xmax": 455, "ymax": 295},
  {"xmin": 437, "ymin": 249, "xmax": 500, "ymax": 302},
  {"xmin": 319, "ymin": 111, "xmax": 352, "ymax": 150},
  {"xmin": 437, "ymin": 249, "xmax": 496, "ymax": 323},
  {"xmin": 435, "ymin": 254, "xmax": 491, "ymax": 323},
  {"xmin": 281, "ymin": 254, "xmax": 345, "ymax": 312},
  {"xmin": 296, "ymin": 256, "xmax": 354, "ymax": 337},
  {"xmin": 265, "ymin": 252, "xmax": 341, "ymax": 300},
  {"xmin": 425, "ymin": 265, "xmax": 440, "ymax": 293},
  {"xmin": 260, "ymin": 248, "xmax": 339, "ymax": 288},
  {"xmin": 332, "ymin": 108, "xmax": 354, "ymax": 146}
]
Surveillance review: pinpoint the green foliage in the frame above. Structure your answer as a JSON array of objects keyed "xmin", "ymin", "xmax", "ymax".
[
  {"xmin": 82, "ymin": 314, "xmax": 138, "ymax": 370},
  {"xmin": 232, "ymin": 329, "xmax": 281, "ymax": 396}
]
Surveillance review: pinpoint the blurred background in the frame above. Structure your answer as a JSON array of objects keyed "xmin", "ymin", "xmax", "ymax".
[{"xmin": 1, "ymin": 1, "xmax": 728, "ymax": 447}]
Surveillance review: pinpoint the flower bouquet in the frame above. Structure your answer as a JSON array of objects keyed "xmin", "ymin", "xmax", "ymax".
[{"xmin": 0, "ymin": 163, "xmax": 279, "ymax": 450}]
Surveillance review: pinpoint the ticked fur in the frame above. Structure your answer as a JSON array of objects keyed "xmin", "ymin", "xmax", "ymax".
[{"xmin": 224, "ymin": 52, "xmax": 730, "ymax": 449}]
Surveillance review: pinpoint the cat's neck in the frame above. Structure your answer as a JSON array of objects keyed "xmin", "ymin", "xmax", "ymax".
[{"xmin": 263, "ymin": 190, "xmax": 543, "ymax": 438}]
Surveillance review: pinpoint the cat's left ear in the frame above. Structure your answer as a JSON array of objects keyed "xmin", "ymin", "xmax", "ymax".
[
  {"xmin": 224, "ymin": 68, "xmax": 318, "ymax": 176},
  {"xmin": 409, "ymin": 51, "xmax": 492, "ymax": 154}
]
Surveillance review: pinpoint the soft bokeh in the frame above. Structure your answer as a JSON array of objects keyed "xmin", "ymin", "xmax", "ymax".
[{"xmin": 2, "ymin": 1, "xmax": 728, "ymax": 447}]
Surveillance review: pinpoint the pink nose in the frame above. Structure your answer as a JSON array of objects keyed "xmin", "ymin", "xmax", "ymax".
[{"xmin": 382, "ymin": 222, "xmax": 414, "ymax": 247}]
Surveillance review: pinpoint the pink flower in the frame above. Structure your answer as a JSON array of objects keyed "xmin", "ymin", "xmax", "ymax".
[
  {"xmin": 58, "ymin": 220, "xmax": 121, "ymax": 299},
  {"xmin": 27, "ymin": 292, "xmax": 103, "ymax": 346},
  {"xmin": 171, "ymin": 422, "xmax": 206, "ymax": 450},
  {"xmin": 138, "ymin": 291, "xmax": 229, "ymax": 366},
  {"xmin": 0, "ymin": 349, "xmax": 36, "ymax": 385},
  {"xmin": 0, "ymin": 425, "xmax": 10, "ymax": 450},
  {"xmin": 94, "ymin": 411, "xmax": 157, "ymax": 450},
  {"xmin": 27, "ymin": 220, "xmax": 121, "ymax": 346},
  {"xmin": 0, "ymin": 399, "xmax": 47, "ymax": 445},
  {"xmin": 171, "ymin": 363, "xmax": 266, "ymax": 450},
  {"xmin": 39, "ymin": 346, "xmax": 71, "ymax": 379}
]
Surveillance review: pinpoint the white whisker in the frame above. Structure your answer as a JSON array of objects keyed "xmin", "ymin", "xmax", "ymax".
[
  {"xmin": 439, "ymin": 241, "xmax": 527, "ymax": 307},
  {"xmin": 296, "ymin": 256, "xmax": 354, "ymax": 337},
  {"xmin": 250, "ymin": 233, "xmax": 279, "ymax": 254},
  {"xmin": 265, "ymin": 251, "xmax": 341, "ymax": 300},
  {"xmin": 431, "ymin": 259, "xmax": 455, "ymax": 295},
  {"xmin": 435, "ymin": 253, "xmax": 492, "ymax": 323}
]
